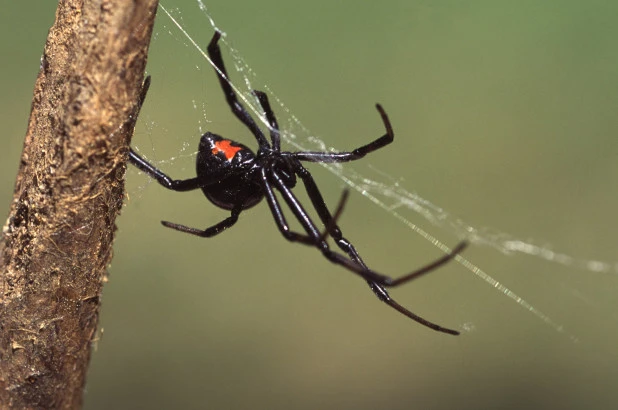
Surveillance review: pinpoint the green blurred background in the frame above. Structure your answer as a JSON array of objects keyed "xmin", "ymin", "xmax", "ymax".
[{"xmin": 2, "ymin": 1, "xmax": 618, "ymax": 409}]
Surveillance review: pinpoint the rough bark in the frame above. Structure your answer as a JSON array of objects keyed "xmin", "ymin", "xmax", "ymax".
[{"xmin": 0, "ymin": 0, "xmax": 159, "ymax": 408}]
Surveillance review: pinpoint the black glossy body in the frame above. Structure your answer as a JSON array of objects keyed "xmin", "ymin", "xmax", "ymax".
[
  {"xmin": 128, "ymin": 30, "xmax": 467, "ymax": 335},
  {"xmin": 196, "ymin": 132, "xmax": 263, "ymax": 210}
]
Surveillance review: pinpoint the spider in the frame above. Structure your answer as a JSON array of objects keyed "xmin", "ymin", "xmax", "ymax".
[{"xmin": 129, "ymin": 30, "xmax": 468, "ymax": 335}]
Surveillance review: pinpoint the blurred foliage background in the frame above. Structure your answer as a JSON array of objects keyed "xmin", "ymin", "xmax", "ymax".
[{"xmin": 2, "ymin": 1, "xmax": 618, "ymax": 409}]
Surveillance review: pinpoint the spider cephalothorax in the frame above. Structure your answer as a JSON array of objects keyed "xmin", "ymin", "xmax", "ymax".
[{"xmin": 129, "ymin": 30, "xmax": 467, "ymax": 335}]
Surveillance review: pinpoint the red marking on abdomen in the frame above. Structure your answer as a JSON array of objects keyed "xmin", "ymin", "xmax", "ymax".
[{"xmin": 212, "ymin": 140, "xmax": 242, "ymax": 161}]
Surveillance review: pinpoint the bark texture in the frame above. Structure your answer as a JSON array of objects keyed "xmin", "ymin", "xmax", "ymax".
[{"xmin": 0, "ymin": 0, "xmax": 159, "ymax": 408}]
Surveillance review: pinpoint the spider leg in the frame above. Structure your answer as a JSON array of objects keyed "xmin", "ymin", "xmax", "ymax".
[
  {"xmin": 294, "ymin": 104, "xmax": 394, "ymax": 163},
  {"xmin": 127, "ymin": 75, "xmax": 201, "ymax": 192},
  {"xmin": 266, "ymin": 167, "xmax": 401, "ymax": 284},
  {"xmin": 371, "ymin": 284, "xmax": 460, "ymax": 335},
  {"xmin": 124, "ymin": 74, "xmax": 151, "ymax": 135},
  {"xmin": 207, "ymin": 31, "xmax": 270, "ymax": 148},
  {"xmin": 252, "ymin": 90, "xmax": 281, "ymax": 152},
  {"xmin": 293, "ymin": 163, "xmax": 365, "ymax": 260},
  {"xmin": 157, "ymin": 171, "xmax": 348, "ymax": 241},
  {"xmin": 135, "ymin": 75, "xmax": 151, "ymax": 116},
  {"xmin": 259, "ymin": 168, "xmax": 330, "ymax": 246},
  {"xmin": 297, "ymin": 179, "xmax": 465, "ymax": 337},
  {"xmin": 267, "ymin": 168, "xmax": 460, "ymax": 334},
  {"xmin": 318, "ymin": 188, "xmax": 349, "ymax": 242},
  {"xmin": 293, "ymin": 161, "xmax": 468, "ymax": 282},
  {"xmin": 129, "ymin": 150, "xmax": 201, "ymax": 192},
  {"xmin": 161, "ymin": 204, "xmax": 243, "ymax": 238}
]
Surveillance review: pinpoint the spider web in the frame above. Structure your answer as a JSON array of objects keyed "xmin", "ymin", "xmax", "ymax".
[{"xmin": 136, "ymin": 1, "xmax": 617, "ymax": 341}]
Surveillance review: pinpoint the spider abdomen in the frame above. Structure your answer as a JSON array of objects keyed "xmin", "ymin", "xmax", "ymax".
[
  {"xmin": 196, "ymin": 132, "xmax": 263, "ymax": 210},
  {"xmin": 202, "ymin": 173, "xmax": 263, "ymax": 210}
]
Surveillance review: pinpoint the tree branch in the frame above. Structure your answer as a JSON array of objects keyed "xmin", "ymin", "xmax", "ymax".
[{"xmin": 0, "ymin": 0, "xmax": 159, "ymax": 408}]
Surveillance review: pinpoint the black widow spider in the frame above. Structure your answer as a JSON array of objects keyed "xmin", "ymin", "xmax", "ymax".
[{"xmin": 129, "ymin": 30, "xmax": 468, "ymax": 335}]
